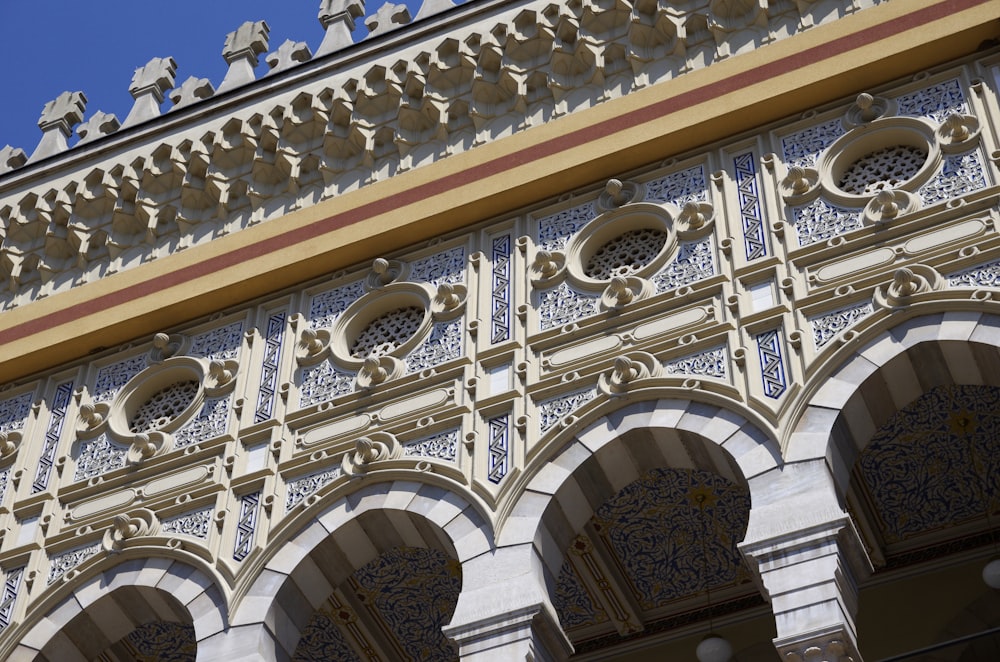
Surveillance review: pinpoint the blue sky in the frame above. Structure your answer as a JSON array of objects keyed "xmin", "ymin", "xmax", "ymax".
[{"xmin": 0, "ymin": 0, "xmax": 427, "ymax": 155}]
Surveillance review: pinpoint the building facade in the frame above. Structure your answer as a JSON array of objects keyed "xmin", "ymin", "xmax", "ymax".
[{"xmin": 0, "ymin": 0, "xmax": 999, "ymax": 660}]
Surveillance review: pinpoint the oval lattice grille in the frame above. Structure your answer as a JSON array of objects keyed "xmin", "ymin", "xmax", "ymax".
[
  {"xmin": 838, "ymin": 144, "xmax": 927, "ymax": 195},
  {"xmin": 584, "ymin": 228, "xmax": 668, "ymax": 280},
  {"xmin": 129, "ymin": 380, "xmax": 199, "ymax": 433},
  {"xmin": 350, "ymin": 306, "xmax": 424, "ymax": 358}
]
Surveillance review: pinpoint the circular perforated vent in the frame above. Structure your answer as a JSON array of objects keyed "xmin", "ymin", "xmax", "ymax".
[
  {"xmin": 350, "ymin": 306, "xmax": 425, "ymax": 359},
  {"xmin": 584, "ymin": 228, "xmax": 669, "ymax": 280},
  {"xmin": 129, "ymin": 380, "xmax": 199, "ymax": 433},
  {"xmin": 838, "ymin": 144, "xmax": 927, "ymax": 196}
]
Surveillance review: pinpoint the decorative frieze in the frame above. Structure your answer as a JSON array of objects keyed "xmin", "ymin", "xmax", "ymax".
[
  {"xmin": 810, "ymin": 303, "xmax": 875, "ymax": 349},
  {"xmin": 538, "ymin": 283, "xmax": 599, "ymax": 331},
  {"xmin": 756, "ymin": 329, "xmax": 788, "ymax": 399},
  {"xmin": 174, "ymin": 396, "xmax": 230, "ymax": 448},
  {"xmin": 781, "ymin": 118, "xmax": 845, "ymax": 168},
  {"xmin": 792, "ymin": 200, "xmax": 862, "ymax": 246},
  {"xmin": 33, "ymin": 381, "xmax": 74, "ymax": 494},
  {"xmin": 0, "ymin": 566, "xmax": 23, "ymax": 630},
  {"xmin": 161, "ymin": 508, "xmax": 213, "ymax": 539},
  {"xmin": 299, "ymin": 362, "xmax": 355, "ymax": 408},
  {"xmin": 255, "ymin": 312, "xmax": 286, "ymax": 423},
  {"xmin": 0, "ymin": 393, "xmax": 32, "ymax": 432},
  {"xmin": 896, "ymin": 78, "xmax": 967, "ymax": 123},
  {"xmin": 665, "ymin": 347, "xmax": 727, "ymax": 379},
  {"xmin": 487, "ymin": 414, "xmax": 510, "ymax": 484},
  {"xmin": 644, "ymin": 165, "xmax": 708, "ymax": 205},
  {"xmin": 406, "ymin": 321, "xmax": 464, "ymax": 373},
  {"xmin": 733, "ymin": 151, "xmax": 768, "ymax": 260},
  {"xmin": 233, "ymin": 491, "xmax": 261, "ymax": 562},
  {"xmin": 537, "ymin": 203, "xmax": 595, "ymax": 252},
  {"xmin": 410, "ymin": 246, "xmax": 466, "ymax": 286},
  {"xmin": 947, "ymin": 260, "xmax": 1000, "ymax": 288},
  {"xmin": 310, "ymin": 280, "xmax": 365, "ymax": 329},
  {"xmin": 539, "ymin": 389, "xmax": 598, "ymax": 434},
  {"xmin": 651, "ymin": 239, "xmax": 716, "ymax": 293},
  {"xmin": 491, "ymin": 235, "xmax": 512, "ymax": 344},
  {"xmin": 48, "ymin": 543, "xmax": 101, "ymax": 584},
  {"xmin": 75, "ymin": 434, "xmax": 128, "ymax": 482},
  {"xmin": 404, "ymin": 429, "xmax": 459, "ymax": 462},
  {"xmin": 918, "ymin": 151, "xmax": 987, "ymax": 205},
  {"xmin": 93, "ymin": 355, "xmax": 148, "ymax": 403},
  {"xmin": 191, "ymin": 321, "xmax": 244, "ymax": 360},
  {"xmin": 285, "ymin": 467, "xmax": 343, "ymax": 512}
]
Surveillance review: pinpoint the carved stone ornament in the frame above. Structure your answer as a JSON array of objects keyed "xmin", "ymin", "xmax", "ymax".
[
  {"xmin": 862, "ymin": 189, "xmax": 919, "ymax": 225},
  {"xmin": 295, "ymin": 327, "xmax": 332, "ymax": 366},
  {"xmin": 777, "ymin": 629, "xmax": 859, "ymax": 662},
  {"xmin": 563, "ymin": 202, "xmax": 683, "ymax": 293},
  {"xmin": 102, "ymin": 508, "xmax": 160, "ymax": 553},
  {"xmin": 430, "ymin": 283, "xmax": 467, "ymax": 319},
  {"xmin": 936, "ymin": 112, "xmax": 981, "ymax": 151},
  {"xmin": 874, "ymin": 264, "xmax": 945, "ymax": 309},
  {"xmin": 0, "ymin": 431, "xmax": 20, "ymax": 460},
  {"xmin": 780, "ymin": 165, "xmax": 821, "ymax": 204},
  {"xmin": 843, "ymin": 92, "xmax": 893, "ymax": 128},
  {"xmin": 530, "ymin": 249, "xmax": 566, "ymax": 286},
  {"xmin": 599, "ymin": 276, "xmax": 654, "ymax": 311},
  {"xmin": 204, "ymin": 359, "xmax": 240, "ymax": 396},
  {"xmin": 356, "ymin": 356, "xmax": 405, "ymax": 390},
  {"xmin": 149, "ymin": 332, "xmax": 188, "ymax": 363},
  {"xmin": 364, "ymin": 257, "xmax": 407, "ymax": 289},
  {"xmin": 598, "ymin": 353, "xmax": 663, "ymax": 396},
  {"xmin": 76, "ymin": 402, "xmax": 111, "ymax": 438},
  {"xmin": 341, "ymin": 432, "xmax": 402, "ymax": 476},
  {"xmin": 597, "ymin": 178, "xmax": 642, "ymax": 211}
]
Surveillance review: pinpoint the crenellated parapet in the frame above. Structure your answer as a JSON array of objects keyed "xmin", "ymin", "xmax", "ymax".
[{"xmin": 0, "ymin": 0, "xmax": 890, "ymax": 307}]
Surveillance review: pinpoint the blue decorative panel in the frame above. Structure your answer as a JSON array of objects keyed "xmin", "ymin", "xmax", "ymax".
[
  {"xmin": 781, "ymin": 118, "xmax": 844, "ymax": 168},
  {"xmin": 191, "ymin": 321, "xmax": 243, "ymax": 359},
  {"xmin": 590, "ymin": 468, "xmax": 751, "ymax": 611},
  {"xmin": 645, "ymin": 165, "xmax": 708, "ymax": 205},
  {"xmin": 756, "ymin": 329, "xmax": 787, "ymax": 399},
  {"xmin": 351, "ymin": 547, "xmax": 461, "ymax": 662},
  {"xmin": 859, "ymin": 385, "xmax": 1000, "ymax": 544},
  {"xmin": 406, "ymin": 320, "xmax": 463, "ymax": 372},
  {"xmin": 255, "ymin": 312, "xmax": 286, "ymax": 423},
  {"xmin": 93, "ymin": 355, "xmax": 147, "ymax": 402},
  {"xmin": 174, "ymin": 396, "xmax": 229, "ymax": 447},
  {"xmin": 124, "ymin": 621, "xmax": 196, "ymax": 662},
  {"xmin": 0, "ymin": 566, "xmax": 23, "ymax": 630},
  {"xmin": 554, "ymin": 559, "xmax": 608, "ymax": 629},
  {"xmin": 733, "ymin": 152, "xmax": 768, "ymax": 260},
  {"xmin": 233, "ymin": 491, "xmax": 261, "ymax": 561},
  {"xmin": 487, "ymin": 414, "xmax": 509, "ymax": 484},
  {"xmin": 410, "ymin": 246, "xmax": 466, "ymax": 286},
  {"xmin": 293, "ymin": 611, "xmax": 363, "ymax": 662},
  {"xmin": 896, "ymin": 78, "xmax": 967, "ymax": 122},
  {"xmin": 491, "ymin": 235, "xmax": 511, "ymax": 344},
  {"xmin": 0, "ymin": 392, "xmax": 32, "ymax": 432},
  {"xmin": 33, "ymin": 381, "xmax": 73, "ymax": 493},
  {"xmin": 793, "ymin": 199, "xmax": 862, "ymax": 246},
  {"xmin": 651, "ymin": 239, "xmax": 715, "ymax": 293}
]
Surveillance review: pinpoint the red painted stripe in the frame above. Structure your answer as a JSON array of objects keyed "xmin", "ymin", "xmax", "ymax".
[{"xmin": 0, "ymin": 0, "xmax": 987, "ymax": 346}]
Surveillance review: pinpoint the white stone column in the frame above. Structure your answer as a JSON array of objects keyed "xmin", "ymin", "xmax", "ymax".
[
  {"xmin": 742, "ymin": 516, "xmax": 870, "ymax": 662},
  {"xmin": 444, "ymin": 545, "xmax": 573, "ymax": 662}
]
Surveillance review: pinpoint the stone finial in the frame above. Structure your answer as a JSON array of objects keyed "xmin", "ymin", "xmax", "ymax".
[
  {"xmin": 266, "ymin": 39, "xmax": 312, "ymax": 75},
  {"xmin": 76, "ymin": 111, "xmax": 121, "ymax": 144},
  {"xmin": 123, "ymin": 56, "xmax": 177, "ymax": 126},
  {"xmin": 365, "ymin": 2, "xmax": 411, "ymax": 37},
  {"xmin": 0, "ymin": 145, "xmax": 27, "ymax": 174},
  {"xmin": 317, "ymin": 0, "xmax": 366, "ymax": 56},
  {"xmin": 30, "ymin": 91, "xmax": 87, "ymax": 161},
  {"xmin": 169, "ymin": 76, "xmax": 216, "ymax": 110},
  {"xmin": 218, "ymin": 20, "xmax": 270, "ymax": 93}
]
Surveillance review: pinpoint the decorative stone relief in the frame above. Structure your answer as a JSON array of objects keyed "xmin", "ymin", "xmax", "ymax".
[
  {"xmin": 538, "ymin": 282, "xmax": 600, "ymax": 330},
  {"xmin": 33, "ymin": 381, "xmax": 74, "ymax": 494},
  {"xmin": 781, "ymin": 118, "xmax": 845, "ymax": 168},
  {"xmin": 874, "ymin": 265, "xmax": 945, "ymax": 309},
  {"xmin": 665, "ymin": 346, "xmax": 728, "ymax": 379},
  {"xmin": 733, "ymin": 151, "xmax": 768, "ymax": 260},
  {"xmin": 896, "ymin": 78, "xmax": 967, "ymax": 123},
  {"xmin": 48, "ymin": 542, "xmax": 101, "ymax": 584},
  {"xmin": 947, "ymin": 260, "xmax": 1000, "ymax": 288},
  {"xmin": 554, "ymin": 559, "xmax": 609, "ymax": 630},
  {"xmin": 255, "ymin": 312, "xmax": 286, "ymax": 423},
  {"xmin": 537, "ymin": 202, "xmax": 596, "ymax": 252},
  {"xmin": 810, "ymin": 302, "xmax": 875, "ymax": 348},
  {"xmin": 161, "ymin": 507, "xmax": 213, "ymax": 539},
  {"xmin": 309, "ymin": 280, "xmax": 365, "ymax": 329},
  {"xmin": 233, "ymin": 491, "xmax": 261, "ymax": 562},
  {"xmin": 644, "ymin": 165, "xmax": 708, "ymax": 205},
  {"xmin": 491, "ymin": 235, "xmax": 512, "ymax": 344},
  {"xmin": 410, "ymin": 246, "xmax": 466, "ymax": 286},
  {"xmin": 0, "ymin": 566, "xmax": 23, "ymax": 630},
  {"xmin": 190, "ymin": 321, "xmax": 244, "ymax": 360},
  {"xmin": 0, "ymin": 468, "xmax": 9, "ymax": 507},
  {"xmin": 599, "ymin": 353, "xmax": 662, "ymax": 396},
  {"xmin": 403, "ymin": 429, "xmax": 459, "ymax": 462},
  {"xmin": 792, "ymin": 199, "xmax": 862, "ymax": 246},
  {"xmin": 539, "ymin": 388, "xmax": 598, "ymax": 433},
  {"xmin": 103, "ymin": 509, "xmax": 160, "ymax": 552},
  {"xmin": 173, "ymin": 396, "xmax": 230, "ymax": 448},
  {"xmin": 406, "ymin": 320, "xmax": 464, "ymax": 373},
  {"xmin": 918, "ymin": 150, "xmax": 987, "ymax": 205},
  {"xmin": 75, "ymin": 434, "xmax": 128, "ymax": 482},
  {"xmin": 285, "ymin": 467, "xmax": 343, "ymax": 511},
  {"xmin": 0, "ymin": 392, "xmax": 32, "ymax": 432},
  {"xmin": 123, "ymin": 622, "xmax": 197, "ymax": 661},
  {"xmin": 487, "ymin": 414, "xmax": 509, "ymax": 484},
  {"xmin": 299, "ymin": 361, "xmax": 355, "ymax": 407},
  {"xmin": 93, "ymin": 355, "xmax": 149, "ymax": 402},
  {"xmin": 651, "ymin": 239, "xmax": 716, "ymax": 293},
  {"xmin": 342, "ymin": 432, "xmax": 403, "ymax": 475},
  {"xmin": 293, "ymin": 611, "xmax": 362, "ymax": 662},
  {"xmin": 756, "ymin": 329, "xmax": 787, "ymax": 399},
  {"xmin": 837, "ymin": 144, "xmax": 928, "ymax": 196}
]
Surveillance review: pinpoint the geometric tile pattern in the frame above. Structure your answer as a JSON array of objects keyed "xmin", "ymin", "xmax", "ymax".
[
  {"xmin": 756, "ymin": 329, "xmax": 787, "ymax": 399},
  {"xmin": 733, "ymin": 151, "xmax": 768, "ymax": 260},
  {"xmin": 255, "ymin": 312, "xmax": 286, "ymax": 423},
  {"xmin": 858, "ymin": 385, "xmax": 1000, "ymax": 544},
  {"xmin": 33, "ymin": 381, "xmax": 74, "ymax": 493}
]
